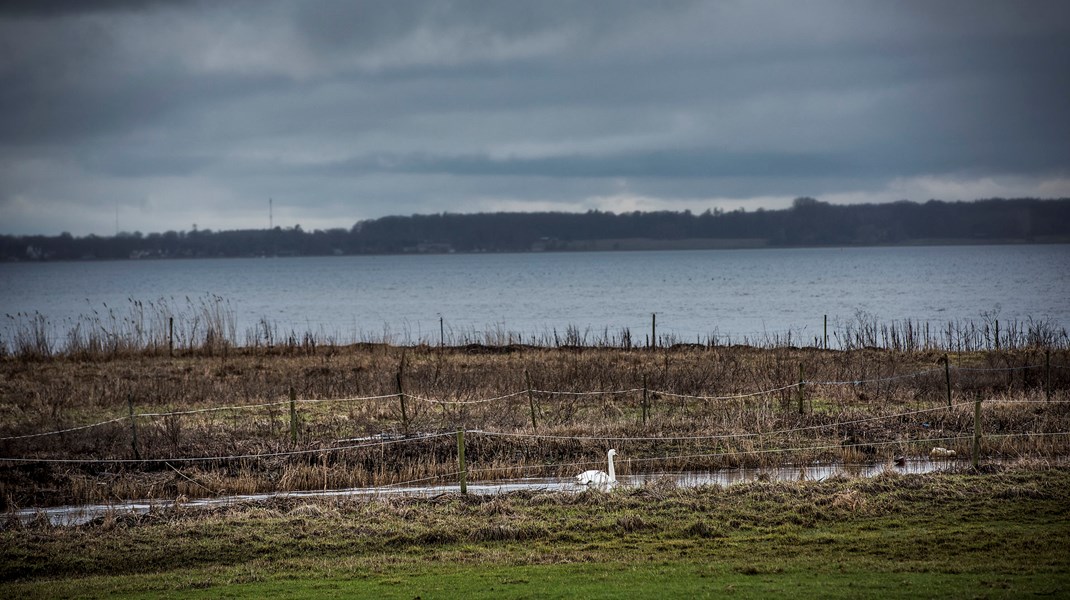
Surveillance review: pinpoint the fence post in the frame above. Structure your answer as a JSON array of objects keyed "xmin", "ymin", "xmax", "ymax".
[
  {"xmin": 972, "ymin": 396, "xmax": 982, "ymax": 469},
  {"xmin": 168, "ymin": 316, "xmax": 174, "ymax": 357},
  {"xmin": 525, "ymin": 370, "xmax": 538, "ymax": 432},
  {"xmin": 440, "ymin": 315, "xmax": 445, "ymax": 348},
  {"xmin": 128, "ymin": 395, "xmax": 141, "ymax": 461},
  {"xmin": 797, "ymin": 363, "xmax": 806, "ymax": 415},
  {"xmin": 944, "ymin": 355, "xmax": 952, "ymax": 409},
  {"xmin": 289, "ymin": 386, "xmax": 298, "ymax": 445},
  {"xmin": 1046, "ymin": 349, "xmax": 1052, "ymax": 403},
  {"xmin": 457, "ymin": 429, "xmax": 467, "ymax": 495},
  {"xmin": 823, "ymin": 314, "xmax": 828, "ymax": 349},
  {"xmin": 642, "ymin": 374, "xmax": 649, "ymax": 426},
  {"xmin": 396, "ymin": 365, "xmax": 409, "ymax": 436},
  {"xmin": 994, "ymin": 319, "xmax": 1000, "ymax": 351}
]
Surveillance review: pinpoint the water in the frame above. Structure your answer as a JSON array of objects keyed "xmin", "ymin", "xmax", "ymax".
[
  {"xmin": 1, "ymin": 245, "xmax": 1067, "ymax": 348},
  {"xmin": 8, "ymin": 458, "xmax": 959, "ymax": 527}
]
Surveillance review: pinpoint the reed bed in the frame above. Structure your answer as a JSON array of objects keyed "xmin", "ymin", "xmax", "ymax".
[
  {"xmin": 1, "ymin": 343, "xmax": 1068, "ymax": 509},
  {"xmin": 3, "ymin": 296, "xmax": 1068, "ymax": 359}
]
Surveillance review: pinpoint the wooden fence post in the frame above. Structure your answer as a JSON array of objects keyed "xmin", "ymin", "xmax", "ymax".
[
  {"xmin": 1046, "ymin": 349, "xmax": 1052, "ymax": 403},
  {"xmin": 651, "ymin": 313, "xmax": 657, "ymax": 349},
  {"xmin": 457, "ymin": 429, "xmax": 467, "ymax": 494},
  {"xmin": 168, "ymin": 316, "xmax": 174, "ymax": 357},
  {"xmin": 823, "ymin": 314, "xmax": 828, "ymax": 350},
  {"xmin": 289, "ymin": 386, "xmax": 298, "ymax": 445},
  {"xmin": 972, "ymin": 396, "xmax": 982, "ymax": 469},
  {"xmin": 395, "ymin": 370, "xmax": 406, "ymax": 434},
  {"xmin": 797, "ymin": 363, "xmax": 806, "ymax": 415},
  {"xmin": 944, "ymin": 355, "xmax": 952, "ymax": 409},
  {"xmin": 128, "ymin": 395, "xmax": 141, "ymax": 461},
  {"xmin": 642, "ymin": 374, "xmax": 649, "ymax": 426},
  {"xmin": 525, "ymin": 370, "xmax": 538, "ymax": 432}
]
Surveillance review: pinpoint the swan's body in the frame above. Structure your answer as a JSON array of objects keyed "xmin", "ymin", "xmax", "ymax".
[
  {"xmin": 930, "ymin": 447, "xmax": 956, "ymax": 458},
  {"xmin": 575, "ymin": 469, "xmax": 614, "ymax": 486},
  {"xmin": 576, "ymin": 449, "xmax": 617, "ymax": 486}
]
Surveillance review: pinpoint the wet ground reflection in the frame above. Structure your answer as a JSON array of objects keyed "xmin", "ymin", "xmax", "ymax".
[{"xmin": 11, "ymin": 457, "xmax": 962, "ymax": 527}]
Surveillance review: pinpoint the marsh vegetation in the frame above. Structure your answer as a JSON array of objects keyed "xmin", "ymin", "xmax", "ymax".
[{"xmin": 1, "ymin": 337, "xmax": 1067, "ymax": 509}]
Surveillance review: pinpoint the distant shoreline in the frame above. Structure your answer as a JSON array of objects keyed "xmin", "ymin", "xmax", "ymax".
[
  {"xmin": 4, "ymin": 236, "xmax": 1070, "ymax": 263},
  {"xmin": 5, "ymin": 198, "xmax": 1069, "ymax": 261}
]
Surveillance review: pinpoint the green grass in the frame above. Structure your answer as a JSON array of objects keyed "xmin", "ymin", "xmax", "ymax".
[
  {"xmin": 3, "ymin": 467, "xmax": 1069, "ymax": 598},
  {"xmin": 9, "ymin": 561, "xmax": 1068, "ymax": 599}
]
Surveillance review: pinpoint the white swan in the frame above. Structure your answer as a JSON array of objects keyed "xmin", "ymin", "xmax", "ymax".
[{"xmin": 576, "ymin": 449, "xmax": 617, "ymax": 486}]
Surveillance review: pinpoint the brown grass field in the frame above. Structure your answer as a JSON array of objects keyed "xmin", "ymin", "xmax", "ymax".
[{"xmin": 2, "ymin": 343, "xmax": 1068, "ymax": 510}]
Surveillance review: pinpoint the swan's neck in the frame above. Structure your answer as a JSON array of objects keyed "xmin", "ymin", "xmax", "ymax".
[{"xmin": 607, "ymin": 452, "xmax": 616, "ymax": 481}]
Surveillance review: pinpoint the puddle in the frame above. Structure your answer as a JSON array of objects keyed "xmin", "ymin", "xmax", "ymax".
[{"xmin": 8, "ymin": 458, "xmax": 961, "ymax": 527}]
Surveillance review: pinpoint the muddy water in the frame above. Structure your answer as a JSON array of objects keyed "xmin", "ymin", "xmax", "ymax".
[{"xmin": 8, "ymin": 458, "xmax": 964, "ymax": 527}]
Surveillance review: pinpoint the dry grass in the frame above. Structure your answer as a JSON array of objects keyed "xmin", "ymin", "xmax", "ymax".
[{"xmin": 1, "ymin": 344, "xmax": 1068, "ymax": 509}]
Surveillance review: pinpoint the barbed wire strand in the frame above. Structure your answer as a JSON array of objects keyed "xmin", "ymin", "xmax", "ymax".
[
  {"xmin": 470, "ymin": 401, "xmax": 981, "ymax": 443},
  {"xmin": 137, "ymin": 400, "xmax": 291, "ymax": 417},
  {"xmin": 403, "ymin": 390, "xmax": 530, "ymax": 405},
  {"xmin": 807, "ymin": 369, "xmax": 944, "ymax": 386},
  {"xmin": 3, "ymin": 359, "xmax": 1066, "ymax": 439},
  {"xmin": 530, "ymin": 388, "xmax": 644, "ymax": 397},
  {"xmin": 1, "ymin": 393, "xmax": 412, "ymax": 439},
  {"xmin": 991, "ymin": 399, "xmax": 1070, "ymax": 405},
  {"xmin": 138, "ymin": 393, "xmax": 401, "ymax": 417},
  {"xmin": 649, "ymin": 382, "xmax": 800, "ymax": 401},
  {"xmin": 952, "ymin": 364, "xmax": 1043, "ymax": 373},
  {"xmin": 0, "ymin": 417, "xmax": 129, "ymax": 442},
  {"xmin": 296, "ymin": 393, "xmax": 400, "ymax": 405},
  {"xmin": 0, "ymin": 432, "xmax": 455, "ymax": 464},
  {"xmin": 379, "ymin": 471, "xmax": 464, "ymax": 489},
  {"xmin": 8, "ymin": 395, "xmax": 1065, "ymax": 464}
]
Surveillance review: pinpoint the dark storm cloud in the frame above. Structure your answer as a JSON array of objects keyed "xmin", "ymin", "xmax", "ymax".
[
  {"xmin": 0, "ymin": 0, "xmax": 196, "ymax": 17},
  {"xmin": 1, "ymin": 0, "xmax": 1069, "ymax": 235}
]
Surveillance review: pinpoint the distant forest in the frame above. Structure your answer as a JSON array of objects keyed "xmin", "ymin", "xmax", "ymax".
[{"xmin": 4, "ymin": 197, "xmax": 1069, "ymax": 261}]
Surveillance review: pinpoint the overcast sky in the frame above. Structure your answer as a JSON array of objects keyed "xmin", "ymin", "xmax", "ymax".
[{"xmin": 1, "ymin": 0, "xmax": 1069, "ymax": 236}]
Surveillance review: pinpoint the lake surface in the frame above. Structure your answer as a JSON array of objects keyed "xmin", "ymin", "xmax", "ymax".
[{"xmin": 1, "ymin": 245, "xmax": 1068, "ymax": 349}]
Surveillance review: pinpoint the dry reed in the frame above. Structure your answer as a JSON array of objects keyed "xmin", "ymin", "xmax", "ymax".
[{"xmin": 1, "ymin": 343, "xmax": 1068, "ymax": 509}]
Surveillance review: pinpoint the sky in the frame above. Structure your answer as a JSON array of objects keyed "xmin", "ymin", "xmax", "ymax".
[{"xmin": 1, "ymin": 0, "xmax": 1069, "ymax": 236}]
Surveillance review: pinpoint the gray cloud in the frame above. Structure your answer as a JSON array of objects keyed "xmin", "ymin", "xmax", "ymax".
[
  {"xmin": 2, "ymin": 0, "xmax": 1069, "ymax": 235},
  {"xmin": 0, "ymin": 0, "xmax": 197, "ymax": 17}
]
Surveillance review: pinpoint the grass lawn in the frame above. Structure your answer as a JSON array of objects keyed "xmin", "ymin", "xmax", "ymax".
[{"xmin": 15, "ymin": 561, "xmax": 1067, "ymax": 599}]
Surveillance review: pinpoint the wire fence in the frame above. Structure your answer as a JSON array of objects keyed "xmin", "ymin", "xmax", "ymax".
[
  {"xmin": 0, "ymin": 432, "xmax": 456, "ymax": 464},
  {"xmin": 1, "ymin": 409, "xmax": 1068, "ymax": 516},
  {"xmin": 2, "ymin": 368, "xmax": 1067, "ymax": 460},
  {"xmin": 1, "ymin": 361, "xmax": 1065, "ymax": 445}
]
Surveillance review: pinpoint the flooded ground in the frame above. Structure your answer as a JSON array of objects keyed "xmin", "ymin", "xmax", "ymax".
[{"xmin": 7, "ymin": 457, "xmax": 966, "ymax": 527}]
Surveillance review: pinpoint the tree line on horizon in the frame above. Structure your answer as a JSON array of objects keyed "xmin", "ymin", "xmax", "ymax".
[{"xmin": 3, "ymin": 197, "xmax": 1069, "ymax": 261}]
